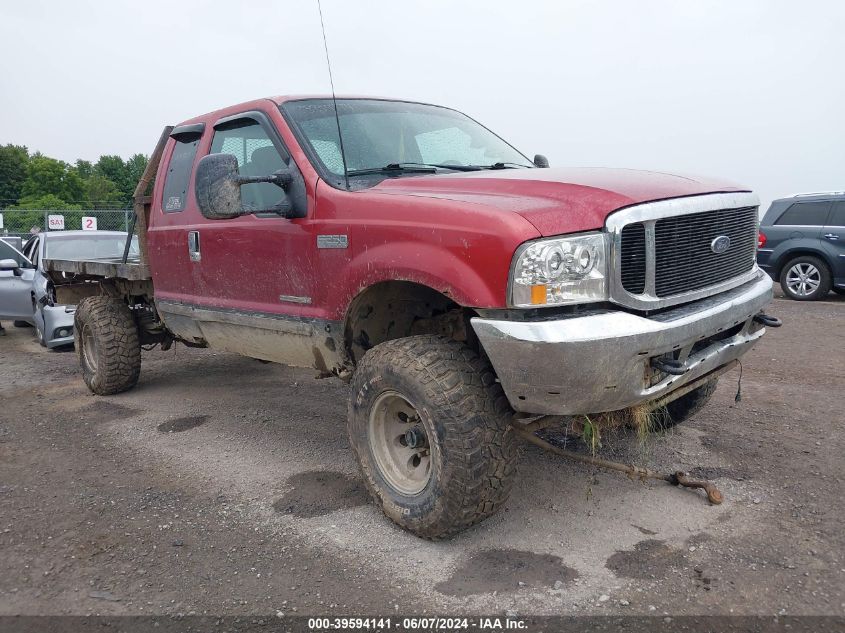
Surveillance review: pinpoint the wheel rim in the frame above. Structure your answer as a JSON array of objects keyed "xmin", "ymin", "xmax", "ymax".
[
  {"xmin": 81, "ymin": 324, "xmax": 98, "ymax": 371},
  {"xmin": 786, "ymin": 263, "xmax": 821, "ymax": 297},
  {"xmin": 368, "ymin": 390, "xmax": 433, "ymax": 496}
]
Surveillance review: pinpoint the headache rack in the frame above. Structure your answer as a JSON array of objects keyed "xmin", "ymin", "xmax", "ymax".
[{"xmin": 42, "ymin": 126, "xmax": 173, "ymax": 283}]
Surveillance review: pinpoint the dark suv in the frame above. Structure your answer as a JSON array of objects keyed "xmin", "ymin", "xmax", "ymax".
[{"xmin": 757, "ymin": 192, "xmax": 845, "ymax": 300}]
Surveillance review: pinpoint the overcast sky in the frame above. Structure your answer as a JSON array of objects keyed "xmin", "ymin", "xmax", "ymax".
[{"xmin": 1, "ymin": 0, "xmax": 842, "ymax": 210}]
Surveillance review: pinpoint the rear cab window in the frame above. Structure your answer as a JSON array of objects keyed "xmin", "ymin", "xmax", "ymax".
[{"xmin": 162, "ymin": 125, "xmax": 204, "ymax": 213}]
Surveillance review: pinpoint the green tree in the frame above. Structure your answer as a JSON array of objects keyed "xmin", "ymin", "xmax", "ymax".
[
  {"xmin": 21, "ymin": 154, "xmax": 85, "ymax": 205},
  {"xmin": 74, "ymin": 159, "xmax": 94, "ymax": 180},
  {"xmin": 13, "ymin": 194, "xmax": 82, "ymax": 210},
  {"xmin": 85, "ymin": 174, "xmax": 123, "ymax": 209},
  {"xmin": 0, "ymin": 144, "xmax": 29, "ymax": 206},
  {"xmin": 124, "ymin": 153, "xmax": 148, "ymax": 201}
]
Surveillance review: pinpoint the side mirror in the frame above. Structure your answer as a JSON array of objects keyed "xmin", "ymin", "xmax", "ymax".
[
  {"xmin": 0, "ymin": 258, "xmax": 19, "ymax": 272},
  {"xmin": 195, "ymin": 154, "xmax": 245, "ymax": 220},
  {"xmin": 533, "ymin": 154, "xmax": 550, "ymax": 168},
  {"xmin": 194, "ymin": 153, "xmax": 294, "ymax": 220}
]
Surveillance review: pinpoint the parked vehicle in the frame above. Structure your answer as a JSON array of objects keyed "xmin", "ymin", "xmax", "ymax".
[
  {"xmin": 29, "ymin": 230, "xmax": 139, "ymax": 347},
  {"xmin": 1, "ymin": 236, "xmax": 23, "ymax": 252},
  {"xmin": 0, "ymin": 239, "xmax": 36, "ymax": 331},
  {"xmin": 43, "ymin": 96, "xmax": 778, "ymax": 538},
  {"xmin": 757, "ymin": 192, "xmax": 845, "ymax": 300},
  {"xmin": 0, "ymin": 230, "xmax": 137, "ymax": 348}
]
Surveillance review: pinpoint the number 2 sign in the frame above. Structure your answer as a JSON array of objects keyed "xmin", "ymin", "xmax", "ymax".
[{"xmin": 82, "ymin": 216, "xmax": 98, "ymax": 231}]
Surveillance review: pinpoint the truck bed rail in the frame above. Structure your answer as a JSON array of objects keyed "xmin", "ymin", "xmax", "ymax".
[{"xmin": 43, "ymin": 257, "xmax": 151, "ymax": 281}]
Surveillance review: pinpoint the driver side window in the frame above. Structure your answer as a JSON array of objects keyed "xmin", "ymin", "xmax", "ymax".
[
  {"xmin": 210, "ymin": 121, "xmax": 287, "ymax": 212},
  {"xmin": 0, "ymin": 240, "xmax": 29, "ymax": 268}
]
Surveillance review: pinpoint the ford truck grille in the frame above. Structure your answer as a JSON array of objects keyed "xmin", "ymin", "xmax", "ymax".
[
  {"xmin": 653, "ymin": 206, "xmax": 757, "ymax": 296},
  {"xmin": 608, "ymin": 193, "xmax": 761, "ymax": 309}
]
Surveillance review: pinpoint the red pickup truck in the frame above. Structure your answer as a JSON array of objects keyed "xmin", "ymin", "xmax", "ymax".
[{"xmin": 45, "ymin": 96, "xmax": 777, "ymax": 539}]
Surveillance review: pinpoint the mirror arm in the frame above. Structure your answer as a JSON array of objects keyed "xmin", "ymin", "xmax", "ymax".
[{"xmin": 235, "ymin": 172, "xmax": 293, "ymax": 189}]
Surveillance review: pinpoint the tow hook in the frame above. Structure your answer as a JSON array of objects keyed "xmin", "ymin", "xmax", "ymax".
[
  {"xmin": 753, "ymin": 312, "xmax": 782, "ymax": 328},
  {"xmin": 651, "ymin": 357, "xmax": 688, "ymax": 376}
]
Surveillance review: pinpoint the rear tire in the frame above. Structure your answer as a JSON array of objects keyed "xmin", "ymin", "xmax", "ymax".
[
  {"xmin": 652, "ymin": 378, "xmax": 719, "ymax": 430},
  {"xmin": 74, "ymin": 296, "xmax": 141, "ymax": 395},
  {"xmin": 348, "ymin": 335, "xmax": 519, "ymax": 539},
  {"xmin": 779, "ymin": 255, "xmax": 831, "ymax": 301}
]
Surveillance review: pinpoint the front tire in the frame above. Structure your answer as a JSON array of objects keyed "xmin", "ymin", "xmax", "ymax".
[
  {"xmin": 348, "ymin": 335, "xmax": 519, "ymax": 539},
  {"xmin": 74, "ymin": 296, "xmax": 141, "ymax": 395},
  {"xmin": 652, "ymin": 378, "xmax": 718, "ymax": 430},
  {"xmin": 779, "ymin": 255, "xmax": 831, "ymax": 300}
]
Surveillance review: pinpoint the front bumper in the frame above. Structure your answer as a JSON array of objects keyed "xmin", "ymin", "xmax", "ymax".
[
  {"xmin": 42, "ymin": 304, "xmax": 75, "ymax": 348},
  {"xmin": 471, "ymin": 271, "xmax": 773, "ymax": 415}
]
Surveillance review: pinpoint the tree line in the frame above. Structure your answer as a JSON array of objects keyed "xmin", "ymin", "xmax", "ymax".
[{"xmin": 0, "ymin": 144, "xmax": 148, "ymax": 210}]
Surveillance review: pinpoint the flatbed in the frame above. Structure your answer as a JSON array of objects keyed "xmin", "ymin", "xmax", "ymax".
[{"xmin": 43, "ymin": 258, "xmax": 150, "ymax": 281}]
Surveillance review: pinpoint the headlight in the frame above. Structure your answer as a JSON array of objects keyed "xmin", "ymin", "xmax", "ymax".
[{"xmin": 509, "ymin": 232, "xmax": 608, "ymax": 307}]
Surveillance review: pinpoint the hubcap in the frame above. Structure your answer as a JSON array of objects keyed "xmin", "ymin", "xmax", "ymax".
[
  {"xmin": 81, "ymin": 324, "xmax": 98, "ymax": 371},
  {"xmin": 368, "ymin": 390, "xmax": 432, "ymax": 495},
  {"xmin": 786, "ymin": 263, "xmax": 820, "ymax": 297}
]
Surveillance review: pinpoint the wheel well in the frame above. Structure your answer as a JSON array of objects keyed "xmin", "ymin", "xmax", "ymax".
[
  {"xmin": 344, "ymin": 281, "xmax": 477, "ymax": 365},
  {"xmin": 775, "ymin": 250, "xmax": 832, "ymax": 278}
]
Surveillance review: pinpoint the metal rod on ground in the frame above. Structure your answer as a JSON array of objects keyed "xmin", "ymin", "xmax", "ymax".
[{"xmin": 511, "ymin": 425, "xmax": 724, "ymax": 505}]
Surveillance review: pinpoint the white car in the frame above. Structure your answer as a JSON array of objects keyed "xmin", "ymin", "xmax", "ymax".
[{"xmin": 0, "ymin": 231, "xmax": 137, "ymax": 348}]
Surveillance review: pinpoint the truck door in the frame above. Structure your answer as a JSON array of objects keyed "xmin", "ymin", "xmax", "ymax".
[
  {"xmin": 820, "ymin": 200, "xmax": 845, "ymax": 289},
  {"xmin": 195, "ymin": 112, "xmax": 314, "ymax": 315}
]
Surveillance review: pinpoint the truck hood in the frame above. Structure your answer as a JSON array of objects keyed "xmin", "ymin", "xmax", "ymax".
[{"xmin": 371, "ymin": 167, "xmax": 749, "ymax": 236}]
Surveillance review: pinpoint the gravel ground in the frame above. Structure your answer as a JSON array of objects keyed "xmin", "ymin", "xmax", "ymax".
[{"xmin": 0, "ymin": 292, "xmax": 843, "ymax": 619}]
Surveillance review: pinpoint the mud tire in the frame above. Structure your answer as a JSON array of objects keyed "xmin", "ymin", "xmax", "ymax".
[
  {"xmin": 654, "ymin": 378, "xmax": 719, "ymax": 430},
  {"xmin": 348, "ymin": 335, "xmax": 519, "ymax": 540},
  {"xmin": 74, "ymin": 296, "xmax": 141, "ymax": 395}
]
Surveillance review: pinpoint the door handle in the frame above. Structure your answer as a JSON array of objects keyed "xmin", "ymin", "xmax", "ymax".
[
  {"xmin": 188, "ymin": 231, "xmax": 201, "ymax": 262},
  {"xmin": 823, "ymin": 233, "xmax": 840, "ymax": 240}
]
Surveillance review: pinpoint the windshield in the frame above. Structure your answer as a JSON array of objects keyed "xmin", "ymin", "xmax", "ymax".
[
  {"xmin": 45, "ymin": 234, "xmax": 138, "ymax": 261},
  {"xmin": 281, "ymin": 99, "xmax": 533, "ymax": 184}
]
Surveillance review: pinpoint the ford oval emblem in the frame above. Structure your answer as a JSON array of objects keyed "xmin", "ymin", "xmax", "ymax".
[{"xmin": 711, "ymin": 235, "xmax": 731, "ymax": 254}]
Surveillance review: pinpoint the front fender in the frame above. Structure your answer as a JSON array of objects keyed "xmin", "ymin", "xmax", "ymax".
[{"xmin": 335, "ymin": 241, "xmax": 505, "ymax": 317}]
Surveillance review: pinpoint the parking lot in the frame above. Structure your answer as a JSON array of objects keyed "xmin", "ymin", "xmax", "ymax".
[{"xmin": 1, "ymin": 293, "xmax": 843, "ymax": 618}]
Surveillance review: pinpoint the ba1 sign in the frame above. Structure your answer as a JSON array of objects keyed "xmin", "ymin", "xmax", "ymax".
[
  {"xmin": 82, "ymin": 216, "xmax": 98, "ymax": 231},
  {"xmin": 48, "ymin": 215, "xmax": 65, "ymax": 230}
]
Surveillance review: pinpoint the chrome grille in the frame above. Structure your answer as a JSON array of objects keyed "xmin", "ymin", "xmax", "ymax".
[
  {"xmin": 607, "ymin": 192, "xmax": 761, "ymax": 310},
  {"xmin": 620, "ymin": 223, "xmax": 646, "ymax": 294},
  {"xmin": 653, "ymin": 206, "xmax": 757, "ymax": 297}
]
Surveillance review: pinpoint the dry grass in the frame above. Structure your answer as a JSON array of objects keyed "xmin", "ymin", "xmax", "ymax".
[{"xmin": 579, "ymin": 403, "xmax": 670, "ymax": 453}]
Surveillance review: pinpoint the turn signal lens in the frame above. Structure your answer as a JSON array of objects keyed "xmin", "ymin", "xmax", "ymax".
[{"xmin": 530, "ymin": 284, "xmax": 547, "ymax": 305}]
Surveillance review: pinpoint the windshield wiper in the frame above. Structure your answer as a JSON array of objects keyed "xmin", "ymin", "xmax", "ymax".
[
  {"xmin": 345, "ymin": 162, "xmax": 492, "ymax": 176},
  {"xmin": 346, "ymin": 163, "xmax": 438, "ymax": 176},
  {"xmin": 478, "ymin": 162, "xmax": 531, "ymax": 170}
]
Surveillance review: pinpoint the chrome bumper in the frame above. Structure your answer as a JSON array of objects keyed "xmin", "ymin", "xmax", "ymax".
[{"xmin": 471, "ymin": 271, "xmax": 773, "ymax": 415}]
